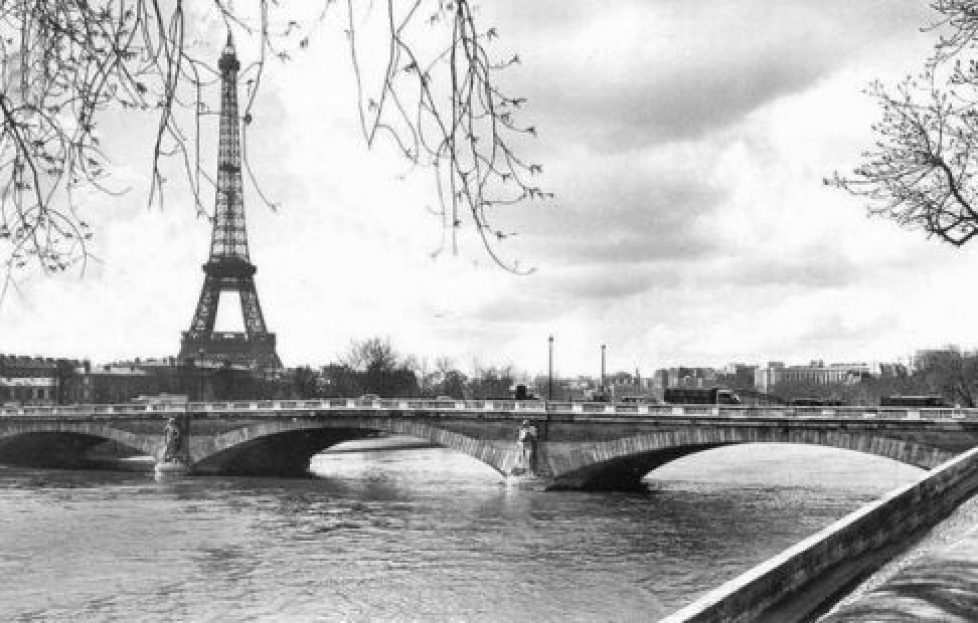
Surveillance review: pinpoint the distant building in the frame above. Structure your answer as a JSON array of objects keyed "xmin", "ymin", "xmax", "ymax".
[
  {"xmin": 62, "ymin": 361, "xmax": 156, "ymax": 405},
  {"xmin": 607, "ymin": 371, "xmax": 649, "ymax": 400},
  {"xmin": 874, "ymin": 362, "xmax": 909, "ymax": 378},
  {"xmin": 650, "ymin": 367, "xmax": 724, "ymax": 391},
  {"xmin": 53, "ymin": 356, "xmax": 291, "ymax": 404},
  {"xmin": 718, "ymin": 363, "xmax": 758, "ymax": 390},
  {"xmin": 754, "ymin": 362, "xmax": 784, "ymax": 393},
  {"xmin": 0, "ymin": 355, "xmax": 78, "ymax": 405},
  {"xmin": 652, "ymin": 369, "xmax": 670, "ymax": 390},
  {"xmin": 755, "ymin": 360, "xmax": 872, "ymax": 393}
]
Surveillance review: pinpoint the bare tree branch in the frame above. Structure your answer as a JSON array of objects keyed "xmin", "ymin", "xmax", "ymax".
[
  {"xmin": 828, "ymin": 1, "xmax": 978, "ymax": 247},
  {"xmin": 346, "ymin": 0, "xmax": 547, "ymax": 272},
  {"xmin": 0, "ymin": 0, "xmax": 544, "ymax": 288}
]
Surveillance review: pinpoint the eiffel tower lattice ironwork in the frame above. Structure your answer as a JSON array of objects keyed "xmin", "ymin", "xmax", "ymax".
[{"xmin": 178, "ymin": 34, "xmax": 281, "ymax": 370}]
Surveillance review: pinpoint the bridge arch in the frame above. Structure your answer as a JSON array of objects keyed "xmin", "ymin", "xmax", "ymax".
[
  {"xmin": 548, "ymin": 427, "xmax": 956, "ymax": 490},
  {"xmin": 0, "ymin": 421, "xmax": 159, "ymax": 468},
  {"xmin": 189, "ymin": 418, "xmax": 519, "ymax": 477}
]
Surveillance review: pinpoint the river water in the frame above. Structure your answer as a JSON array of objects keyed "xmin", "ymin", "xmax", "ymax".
[{"xmin": 0, "ymin": 443, "xmax": 923, "ymax": 621}]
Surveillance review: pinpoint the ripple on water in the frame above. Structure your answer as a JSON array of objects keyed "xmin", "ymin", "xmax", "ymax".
[{"xmin": 0, "ymin": 445, "xmax": 925, "ymax": 621}]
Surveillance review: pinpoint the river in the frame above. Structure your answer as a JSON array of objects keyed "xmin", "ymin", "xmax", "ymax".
[{"xmin": 0, "ymin": 443, "xmax": 923, "ymax": 621}]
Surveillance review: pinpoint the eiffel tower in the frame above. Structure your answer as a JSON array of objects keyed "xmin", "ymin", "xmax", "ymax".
[{"xmin": 178, "ymin": 34, "xmax": 282, "ymax": 370}]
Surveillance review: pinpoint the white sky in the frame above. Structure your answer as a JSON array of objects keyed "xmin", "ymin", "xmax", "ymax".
[{"xmin": 3, "ymin": 0, "xmax": 976, "ymax": 377}]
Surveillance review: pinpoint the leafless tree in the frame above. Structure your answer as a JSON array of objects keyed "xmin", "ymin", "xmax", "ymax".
[
  {"xmin": 466, "ymin": 362, "xmax": 515, "ymax": 399},
  {"xmin": 0, "ymin": 0, "xmax": 545, "ymax": 301},
  {"xmin": 341, "ymin": 336, "xmax": 399, "ymax": 373},
  {"xmin": 826, "ymin": 1, "xmax": 978, "ymax": 246},
  {"xmin": 915, "ymin": 345, "xmax": 978, "ymax": 407}
]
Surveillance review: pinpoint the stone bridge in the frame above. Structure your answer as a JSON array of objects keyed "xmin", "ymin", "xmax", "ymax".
[{"xmin": 2, "ymin": 399, "xmax": 977, "ymax": 489}]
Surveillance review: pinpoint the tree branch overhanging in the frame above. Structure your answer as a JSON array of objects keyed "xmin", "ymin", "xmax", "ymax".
[
  {"xmin": 828, "ymin": 2, "xmax": 978, "ymax": 248},
  {"xmin": 0, "ymin": 0, "xmax": 545, "ymax": 297},
  {"xmin": 346, "ymin": 0, "xmax": 548, "ymax": 273}
]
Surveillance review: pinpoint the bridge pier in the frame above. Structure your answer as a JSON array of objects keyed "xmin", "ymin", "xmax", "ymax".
[{"xmin": 154, "ymin": 414, "xmax": 192, "ymax": 477}]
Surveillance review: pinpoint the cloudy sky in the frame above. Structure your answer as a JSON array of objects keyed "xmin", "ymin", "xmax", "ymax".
[{"xmin": 4, "ymin": 0, "xmax": 975, "ymax": 377}]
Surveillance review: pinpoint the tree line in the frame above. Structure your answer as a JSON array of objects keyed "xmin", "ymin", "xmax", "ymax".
[
  {"xmin": 766, "ymin": 347, "xmax": 978, "ymax": 407},
  {"xmin": 287, "ymin": 340, "xmax": 978, "ymax": 408},
  {"xmin": 289, "ymin": 337, "xmax": 523, "ymax": 400}
]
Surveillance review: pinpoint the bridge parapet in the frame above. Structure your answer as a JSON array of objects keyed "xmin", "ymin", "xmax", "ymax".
[
  {"xmin": 663, "ymin": 444, "xmax": 978, "ymax": 622},
  {"xmin": 4, "ymin": 400, "xmax": 978, "ymax": 422}
]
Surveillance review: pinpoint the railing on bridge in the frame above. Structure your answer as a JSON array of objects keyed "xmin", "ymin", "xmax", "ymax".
[{"xmin": 2, "ymin": 399, "xmax": 978, "ymax": 421}]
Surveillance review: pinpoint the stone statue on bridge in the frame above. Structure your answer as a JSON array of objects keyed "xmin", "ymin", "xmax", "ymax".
[
  {"xmin": 513, "ymin": 420, "xmax": 538, "ymax": 476},
  {"xmin": 162, "ymin": 417, "xmax": 184, "ymax": 464}
]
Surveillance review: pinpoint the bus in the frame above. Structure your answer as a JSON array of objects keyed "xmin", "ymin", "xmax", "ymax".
[
  {"xmin": 132, "ymin": 393, "xmax": 188, "ymax": 406},
  {"xmin": 880, "ymin": 395, "xmax": 951, "ymax": 408},
  {"xmin": 663, "ymin": 387, "xmax": 741, "ymax": 405}
]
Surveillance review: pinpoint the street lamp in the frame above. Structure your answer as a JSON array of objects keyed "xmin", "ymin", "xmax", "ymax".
[
  {"xmin": 197, "ymin": 348, "xmax": 206, "ymax": 402},
  {"xmin": 548, "ymin": 335, "xmax": 554, "ymax": 401},
  {"xmin": 601, "ymin": 344, "xmax": 606, "ymax": 394}
]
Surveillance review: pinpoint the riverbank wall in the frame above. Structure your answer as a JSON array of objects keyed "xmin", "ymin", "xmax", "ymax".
[{"xmin": 661, "ymin": 444, "xmax": 978, "ymax": 623}]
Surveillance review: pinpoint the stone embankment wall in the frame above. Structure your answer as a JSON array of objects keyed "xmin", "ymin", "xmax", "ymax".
[{"xmin": 661, "ymin": 445, "xmax": 978, "ymax": 623}]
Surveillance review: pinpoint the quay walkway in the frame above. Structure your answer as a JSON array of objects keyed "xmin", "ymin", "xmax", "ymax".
[
  {"xmin": 820, "ymin": 491, "xmax": 978, "ymax": 622},
  {"xmin": 662, "ymin": 445, "xmax": 978, "ymax": 622}
]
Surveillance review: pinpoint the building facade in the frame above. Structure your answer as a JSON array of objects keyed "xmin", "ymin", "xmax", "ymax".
[
  {"xmin": 754, "ymin": 360, "xmax": 872, "ymax": 393},
  {"xmin": 0, "ymin": 355, "xmax": 78, "ymax": 405}
]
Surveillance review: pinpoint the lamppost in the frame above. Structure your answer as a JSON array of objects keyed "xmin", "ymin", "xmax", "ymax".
[
  {"xmin": 197, "ymin": 348, "xmax": 206, "ymax": 402},
  {"xmin": 601, "ymin": 344, "xmax": 606, "ymax": 395},
  {"xmin": 548, "ymin": 335, "xmax": 554, "ymax": 401}
]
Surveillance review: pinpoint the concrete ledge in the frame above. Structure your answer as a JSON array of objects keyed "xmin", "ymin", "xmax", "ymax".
[{"xmin": 662, "ymin": 445, "xmax": 978, "ymax": 623}]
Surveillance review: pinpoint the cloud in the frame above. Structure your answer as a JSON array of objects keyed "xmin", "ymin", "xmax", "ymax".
[
  {"xmin": 509, "ymin": 146, "xmax": 727, "ymax": 269},
  {"xmin": 497, "ymin": 0, "xmax": 930, "ymax": 151},
  {"xmin": 535, "ymin": 54, "xmax": 830, "ymax": 151},
  {"xmin": 724, "ymin": 250, "xmax": 862, "ymax": 290},
  {"xmin": 797, "ymin": 312, "xmax": 897, "ymax": 348},
  {"xmin": 548, "ymin": 266, "xmax": 678, "ymax": 302}
]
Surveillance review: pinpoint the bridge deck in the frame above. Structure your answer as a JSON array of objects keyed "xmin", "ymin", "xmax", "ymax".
[{"xmin": 2, "ymin": 399, "xmax": 977, "ymax": 422}]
